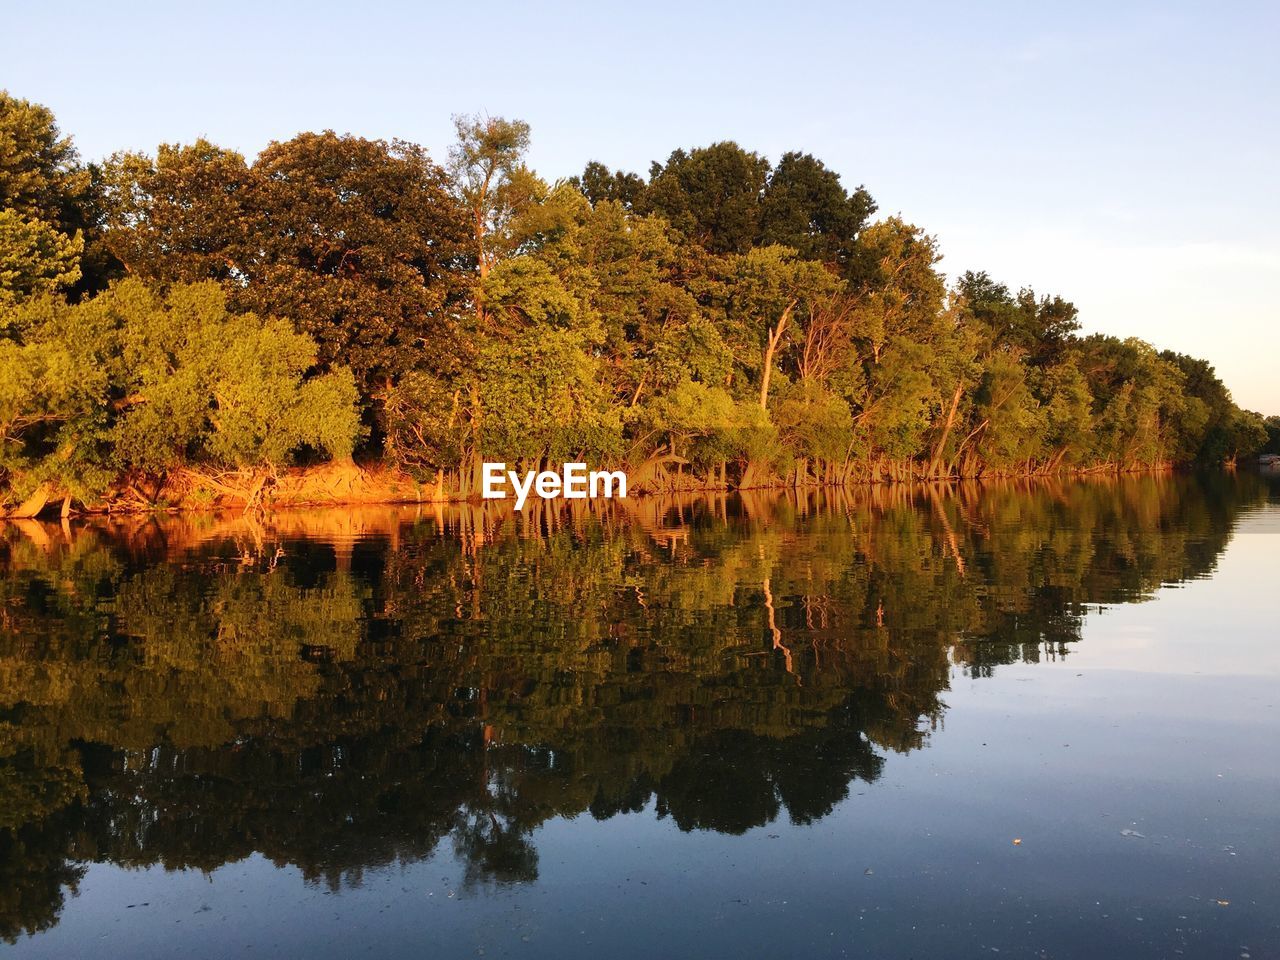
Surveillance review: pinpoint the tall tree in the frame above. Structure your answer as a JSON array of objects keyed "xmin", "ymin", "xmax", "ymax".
[
  {"xmin": 247, "ymin": 132, "xmax": 469, "ymax": 389},
  {"xmin": 717, "ymin": 244, "xmax": 840, "ymax": 410},
  {"xmin": 569, "ymin": 160, "xmax": 647, "ymax": 210},
  {"xmin": 101, "ymin": 139, "xmax": 252, "ymax": 284},
  {"xmin": 103, "ymin": 133, "xmax": 469, "ymax": 398},
  {"xmin": 0, "ymin": 91, "xmax": 88, "ymax": 229},
  {"xmin": 448, "ymin": 115, "xmax": 536, "ymax": 324},
  {"xmin": 0, "ymin": 92, "xmax": 117, "ymax": 295},
  {"xmin": 759, "ymin": 151, "xmax": 876, "ymax": 270},
  {"xmin": 644, "ymin": 142, "xmax": 770, "ymax": 255},
  {"xmin": 958, "ymin": 271, "xmax": 1080, "ymax": 365}
]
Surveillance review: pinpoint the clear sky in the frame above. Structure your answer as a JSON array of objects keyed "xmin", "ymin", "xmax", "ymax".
[{"xmin": 5, "ymin": 0, "xmax": 1277, "ymax": 412}]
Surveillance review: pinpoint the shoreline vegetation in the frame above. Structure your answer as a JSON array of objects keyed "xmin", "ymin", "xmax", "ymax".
[
  {"xmin": 4, "ymin": 458, "xmax": 1189, "ymax": 519},
  {"xmin": 2, "ymin": 93, "xmax": 1275, "ymax": 519},
  {"xmin": 0, "ymin": 463, "xmax": 1215, "ymax": 527}
]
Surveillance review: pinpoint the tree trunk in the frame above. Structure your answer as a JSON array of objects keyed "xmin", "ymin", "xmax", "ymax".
[
  {"xmin": 929, "ymin": 382, "xmax": 964, "ymax": 477},
  {"xmin": 9, "ymin": 484, "xmax": 52, "ymax": 519},
  {"xmin": 759, "ymin": 302, "xmax": 796, "ymax": 411},
  {"xmin": 474, "ymin": 207, "xmax": 489, "ymax": 326},
  {"xmin": 741, "ymin": 459, "xmax": 767, "ymax": 489}
]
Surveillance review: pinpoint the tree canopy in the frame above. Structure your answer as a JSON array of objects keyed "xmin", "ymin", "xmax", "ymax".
[{"xmin": 0, "ymin": 91, "xmax": 1268, "ymax": 513}]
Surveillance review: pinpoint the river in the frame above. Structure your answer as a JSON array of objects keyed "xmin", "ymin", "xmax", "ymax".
[{"xmin": 1, "ymin": 472, "xmax": 1277, "ymax": 958}]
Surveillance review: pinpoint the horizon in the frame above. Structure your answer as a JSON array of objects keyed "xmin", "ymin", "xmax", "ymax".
[{"xmin": 3, "ymin": 0, "xmax": 1277, "ymax": 412}]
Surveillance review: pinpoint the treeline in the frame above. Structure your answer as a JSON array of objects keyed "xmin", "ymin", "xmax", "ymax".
[{"xmin": 0, "ymin": 92, "xmax": 1269, "ymax": 513}]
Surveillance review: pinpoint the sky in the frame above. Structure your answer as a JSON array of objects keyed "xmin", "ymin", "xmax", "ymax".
[{"xmin": 4, "ymin": 0, "xmax": 1277, "ymax": 412}]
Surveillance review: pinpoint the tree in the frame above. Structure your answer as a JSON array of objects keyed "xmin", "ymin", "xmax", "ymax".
[
  {"xmin": 968, "ymin": 350, "xmax": 1044, "ymax": 470},
  {"xmin": 448, "ymin": 115, "xmax": 536, "ymax": 325},
  {"xmin": 717, "ymin": 244, "xmax": 840, "ymax": 411},
  {"xmin": 0, "ymin": 92, "xmax": 88, "ymax": 230},
  {"xmin": 644, "ymin": 142, "xmax": 771, "ymax": 254},
  {"xmin": 383, "ymin": 329, "xmax": 621, "ymax": 492},
  {"xmin": 1, "ymin": 99, "xmax": 1261, "ymax": 495},
  {"xmin": 247, "ymin": 132, "xmax": 469, "ymax": 390},
  {"xmin": 1263, "ymin": 415, "xmax": 1280, "ymax": 455},
  {"xmin": 509, "ymin": 188, "xmax": 724, "ymax": 409},
  {"xmin": 1034, "ymin": 357, "xmax": 1094, "ymax": 469},
  {"xmin": 103, "ymin": 132, "xmax": 470, "ymax": 397},
  {"xmin": 570, "ymin": 160, "xmax": 646, "ymax": 210},
  {"xmin": 957, "ymin": 271, "xmax": 1080, "ymax": 367},
  {"xmin": 773, "ymin": 379, "xmax": 855, "ymax": 478},
  {"xmin": 0, "ymin": 91, "xmax": 116, "ymax": 294},
  {"xmin": 0, "ymin": 209, "xmax": 81, "ymax": 305},
  {"xmin": 1079, "ymin": 336, "xmax": 1187, "ymax": 468},
  {"xmin": 1021, "ymin": 292, "xmax": 1081, "ymax": 367},
  {"xmin": 107, "ymin": 282, "xmax": 363, "ymax": 474},
  {"xmin": 848, "ymin": 219, "xmax": 947, "ymax": 359},
  {"xmin": 0, "ymin": 280, "xmax": 362, "ymax": 511},
  {"xmin": 1158, "ymin": 351, "xmax": 1250, "ymax": 464},
  {"xmin": 1216, "ymin": 408, "xmax": 1267, "ymax": 464},
  {"xmin": 759, "ymin": 151, "xmax": 876, "ymax": 270},
  {"xmin": 100, "ymin": 139, "xmax": 252, "ymax": 284}
]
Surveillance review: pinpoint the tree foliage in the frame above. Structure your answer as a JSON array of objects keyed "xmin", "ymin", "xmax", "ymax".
[
  {"xmin": 0, "ymin": 280, "xmax": 361, "ymax": 504},
  {"xmin": 0, "ymin": 209, "xmax": 81, "ymax": 305},
  {"xmin": 0, "ymin": 93, "xmax": 1268, "ymax": 511},
  {"xmin": 102, "ymin": 132, "xmax": 469, "ymax": 395}
]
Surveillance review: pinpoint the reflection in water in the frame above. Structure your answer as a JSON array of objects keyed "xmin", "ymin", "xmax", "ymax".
[{"xmin": 0, "ymin": 472, "xmax": 1271, "ymax": 942}]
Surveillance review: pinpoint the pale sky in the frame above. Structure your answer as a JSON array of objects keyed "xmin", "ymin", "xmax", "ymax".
[{"xmin": 5, "ymin": 0, "xmax": 1276, "ymax": 412}]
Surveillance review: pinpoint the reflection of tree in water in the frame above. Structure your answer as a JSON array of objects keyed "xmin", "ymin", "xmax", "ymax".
[
  {"xmin": 0, "ymin": 471, "xmax": 1266, "ymax": 939},
  {"xmin": 0, "ymin": 812, "xmax": 86, "ymax": 943},
  {"xmin": 655, "ymin": 706, "xmax": 886, "ymax": 834}
]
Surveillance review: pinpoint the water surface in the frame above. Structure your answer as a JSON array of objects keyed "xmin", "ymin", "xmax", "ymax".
[{"xmin": 1, "ymin": 473, "xmax": 1277, "ymax": 958}]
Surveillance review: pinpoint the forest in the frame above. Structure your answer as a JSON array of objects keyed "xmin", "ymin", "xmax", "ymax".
[{"xmin": 0, "ymin": 91, "xmax": 1270, "ymax": 514}]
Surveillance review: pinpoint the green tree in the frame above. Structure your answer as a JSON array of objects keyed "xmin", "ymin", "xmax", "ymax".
[
  {"xmin": 957, "ymin": 272, "xmax": 1081, "ymax": 367},
  {"xmin": 759, "ymin": 151, "xmax": 876, "ymax": 271},
  {"xmin": 0, "ymin": 280, "xmax": 361, "ymax": 511},
  {"xmin": 1079, "ymin": 336, "xmax": 1187, "ymax": 468},
  {"xmin": 0, "ymin": 92, "xmax": 89, "ymax": 230},
  {"xmin": 448, "ymin": 115, "xmax": 537, "ymax": 325},
  {"xmin": 100, "ymin": 140, "xmax": 251, "ymax": 284},
  {"xmin": 249, "ymin": 132, "xmax": 469, "ymax": 391},
  {"xmin": 644, "ymin": 142, "xmax": 771, "ymax": 254},
  {"xmin": 570, "ymin": 160, "xmax": 647, "ymax": 210},
  {"xmin": 103, "ymin": 133, "xmax": 469, "ymax": 398},
  {"xmin": 1214, "ymin": 408, "xmax": 1267, "ymax": 464},
  {"xmin": 1263, "ymin": 415, "xmax": 1280, "ymax": 455},
  {"xmin": 0, "ymin": 91, "xmax": 115, "ymax": 294},
  {"xmin": 0, "ymin": 209, "xmax": 81, "ymax": 305},
  {"xmin": 847, "ymin": 219, "xmax": 947, "ymax": 359},
  {"xmin": 717, "ymin": 244, "xmax": 840, "ymax": 411}
]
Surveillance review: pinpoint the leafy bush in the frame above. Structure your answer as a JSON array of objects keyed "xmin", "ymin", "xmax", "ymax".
[{"xmin": 0, "ymin": 280, "xmax": 362, "ymax": 505}]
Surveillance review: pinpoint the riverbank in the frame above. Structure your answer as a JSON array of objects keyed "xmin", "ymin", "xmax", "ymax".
[{"xmin": 0, "ymin": 458, "xmax": 1191, "ymax": 520}]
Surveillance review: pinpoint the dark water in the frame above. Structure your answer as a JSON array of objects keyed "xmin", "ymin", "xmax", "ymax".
[{"xmin": 1, "ymin": 473, "xmax": 1277, "ymax": 959}]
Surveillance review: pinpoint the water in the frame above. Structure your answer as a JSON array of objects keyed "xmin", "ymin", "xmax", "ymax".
[{"xmin": 1, "ymin": 472, "xmax": 1277, "ymax": 959}]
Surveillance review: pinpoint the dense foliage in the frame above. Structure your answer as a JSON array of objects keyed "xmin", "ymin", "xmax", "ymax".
[{"xmin": 0, "ymin": 91, "xmax": 1267, "ymax": 511}]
